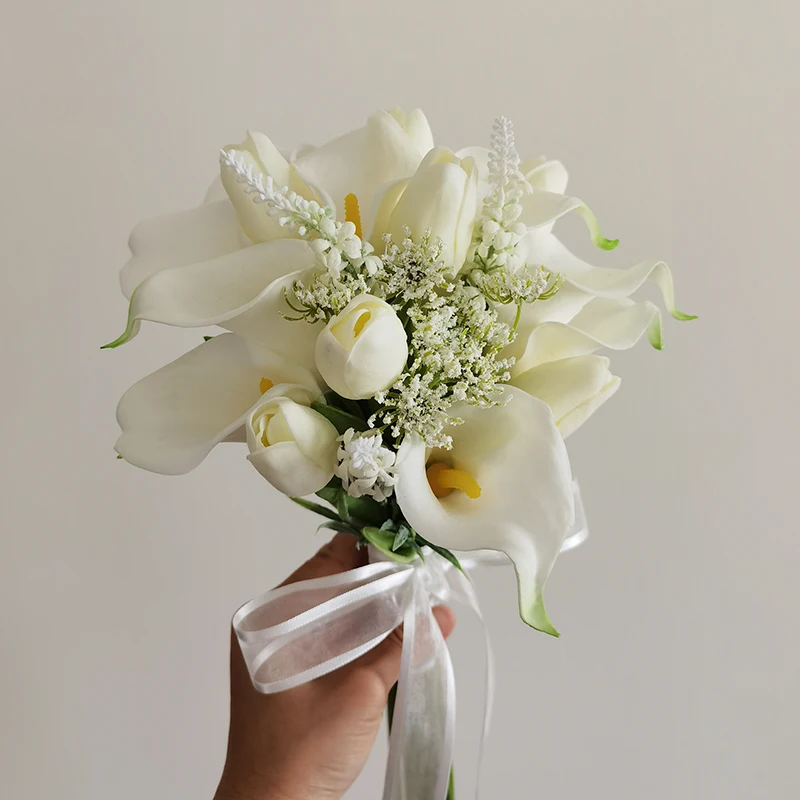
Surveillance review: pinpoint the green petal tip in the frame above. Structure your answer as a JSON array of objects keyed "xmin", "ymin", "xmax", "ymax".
[
  {"xmin": 672, "ymin": 309, "xmax": 698, "ymax": 322},
  {"xmin": 597, "ymin": 236, "xmax": 619, "ymax": 251},
  {"xmin": 100, "ymin": 333, "xmax": 127, "ymax": 350},
  {"xmin": 523, "ymin": 593, "xmax": 560, "ymax": 637}
]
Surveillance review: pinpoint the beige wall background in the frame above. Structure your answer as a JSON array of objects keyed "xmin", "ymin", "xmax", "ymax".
[{"xmin": 2, "ymin": 1, "xmax": 797, "ymax": 797}]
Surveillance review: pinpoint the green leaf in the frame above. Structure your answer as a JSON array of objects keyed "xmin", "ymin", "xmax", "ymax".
[
  {"xmin": 380, "ymin": 519, "xmax": 396, "ymax": 532},
  {"xmin": 116, "ymin": 454, "xmax": 124, "ymax": 460},
  {"xmin": 416, "ymin": 535, "xmax": 464, "ymax": 573},
  {"xmin": 392, "ymin": 526, "xmax": 411, "ymax": 552},
  {"xmin": 338, "ymin": 493, "xmax": 388, "ymax": 527},
  {"xmin": 336, "ymin": 492, "xmax": 350, "ymax": 522},
  {"xmin": 290, "ymin": 497, "xmax": 341, "ymax": 521},
  {"xmin": 203, "ymin": 335, "xmax": 216, "ymax": 342},
  {"xmin": 362, "ymin": 527, "xmax": 417, "ymax": 563},
  {"xmin": 316, "ymin": 520, "xmax": 360, "ymax": 536},
  {"xmin": 316, "ymin": 481, "xmax": 342, "ymax": 507},
  {"xmin": 311, "ymin": 401, "xmax": 369, "ymax": 435}
]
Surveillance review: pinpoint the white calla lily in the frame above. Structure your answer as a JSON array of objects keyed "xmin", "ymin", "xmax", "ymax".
[
  {"xmin": 246, "ymin": 397, "xmax": 338, "ymax": 496},
  {"xmin": 294, "ymin": 107, "xmax": 433, "ymax": 225},
  {"xmin": 372, "ymin": 147, "xmax": 479, "ymax": 271},
  {"xmin": 104, "ymin": 239, "xmax": 322, "ymax": 368},
  {"xmin": 315, "ymin": 294, "xmax": 408, "ymax": 399},
  {"xmin": 220, "ymin": 130, "xmax": 320, "ymax": 243},
  {"xmin": 395, "ymin": 388, "xmax": 574, "ymax": 634},
  {"xmin": 120, "ymin": 200, "xmax": 242, "ymax": 300},
  {"xmin": 511, "ymin": 355, "xmax": 620, "ymax": 437},
  {"xmin": 115, "ymin": 333, "xmax": 321, "ymax": 474},
  {"xmin": 512, "ymin": 158, "xmax": 695, "ymax": 328},
  {"xmin": 509, "ymin": 296, "xmax": 663, "ymax": 376}
]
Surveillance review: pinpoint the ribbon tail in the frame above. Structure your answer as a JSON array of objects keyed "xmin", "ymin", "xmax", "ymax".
[
  {"xmin": 383, "ymin": 576, "xmax": 456, "ymax": 800},
  {"xmin": 447, "ymin": 568, "xmax": 494, "ymax": 800}
]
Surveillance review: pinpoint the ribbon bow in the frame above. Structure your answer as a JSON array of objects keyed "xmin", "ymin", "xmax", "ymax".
[{"xmin": 233, "ymin": 484, "xmax": 587, "ymax": 800}]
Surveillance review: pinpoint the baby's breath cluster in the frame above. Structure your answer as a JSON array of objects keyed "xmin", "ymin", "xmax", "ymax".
[
  {"xmin": 372, "ymin": 283, "xmax": 514, "ymax": 449},
  {"xmin": 288, "ymin": 265, "xmax": 371, "ymax": 322},
  {"xmin": 469, "ymin": 264, "xmax": 563, "ymax": 307},
  {"xmin": 375, "ymin": 228, "xmax": 454, "ymax": 305}
]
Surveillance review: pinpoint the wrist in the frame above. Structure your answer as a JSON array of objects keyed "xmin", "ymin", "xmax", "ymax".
[{"xmin": 215, "ymin": 773, "xmax": 309, "ymax": 800}]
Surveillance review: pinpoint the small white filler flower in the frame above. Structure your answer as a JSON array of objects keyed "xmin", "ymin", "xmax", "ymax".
[{"xmin": 335, "ymin": 428, "xmax": 398, "ymax": 502}]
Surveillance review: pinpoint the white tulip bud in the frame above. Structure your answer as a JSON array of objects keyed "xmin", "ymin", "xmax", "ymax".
[
  {"xmin": 373, "ymin": 148, "xmax": 479, "ymax": 272},
  {"xmin": 315, "ymin": 294, "xmax": 408, "ymax": 399},
  {"xmin": 246, "ymin": 397, "xmax": 338, "ymax": 496}
]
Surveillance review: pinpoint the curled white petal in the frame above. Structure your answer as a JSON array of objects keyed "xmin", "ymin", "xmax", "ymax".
[
  {"xmin": 395, "ymin": 388, "xmax": 574, "ymax": 634},
  {"xmin": 115, "ymin": 334, "xmax": 321, "ymax": 475},
  {"xmin": 120, "ymin": 201, "xmax": 242, "ymax": 298},
  {"xmin": 104, "ymin": 239, "xmax": 321, "ymax": 367}
]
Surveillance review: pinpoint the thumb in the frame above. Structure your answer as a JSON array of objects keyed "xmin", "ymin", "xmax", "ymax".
[{"xmin": 360, "ymin": 605, "xmax": 457, "ymax": 694}]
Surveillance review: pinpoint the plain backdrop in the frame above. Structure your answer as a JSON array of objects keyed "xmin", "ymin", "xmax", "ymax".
[{"xmin": 1, "ymin": 1, "xmax": 797, "ymax": 798}]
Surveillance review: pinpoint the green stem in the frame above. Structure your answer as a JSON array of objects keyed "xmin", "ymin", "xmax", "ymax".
[{"xmin": 386, "ymin": 682, "xmax": 456, "ymax": 799}]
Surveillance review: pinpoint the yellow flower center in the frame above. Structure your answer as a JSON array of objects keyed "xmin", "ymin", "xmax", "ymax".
[
  {"xmin": 259, "ymin": 378, "xmax": 274, "ymax": 394},
  {"xmin": 353, "ymin": 310, "xmax": 371, "ymax": 336},
  {"xmin": 426, "ymin": 462, "xmax": 482, "ymax": 499},
  {"xmin": 344, "ymin": 193, "xmax": 363, "ymax": 239}
]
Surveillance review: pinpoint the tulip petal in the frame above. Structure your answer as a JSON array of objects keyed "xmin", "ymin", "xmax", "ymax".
[
  {"xmin": 119, "ymin": 201, "xmax": 243, "ymax": 299},
  {"xmin": 247, "ymin": 442, "xmax": 333, "ymax": 497},
  {"xmin": 525, "ymin": 234, "xmax": 696, "ymax": 321},
  {"xmin": 369, "ymin": 177, "xmax": 410, "ymax": 245},
  {"xmin": 511, "ymin": 356, "xmax": 621, "ymax": 437},
  {"xmin": 520, "ymin": 191, "xmax": 619, "ymax": 249},
  {"xmin": 115, "ymin": 334, "xmax": 320, "ymax": 474},
  {"xmin": 396, "ymin": 389, "xmax": 574, "ymax": 633},
  {"xmin": 104, "ymin": 240, "xmax": 320, "ymax": 365}
]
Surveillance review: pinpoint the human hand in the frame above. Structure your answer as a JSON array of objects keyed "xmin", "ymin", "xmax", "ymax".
[{"xmin": 214, "ymin": 534, "xmax": 456, "ymax": 800}]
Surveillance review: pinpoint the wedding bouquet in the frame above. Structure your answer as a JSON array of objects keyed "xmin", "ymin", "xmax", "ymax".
[{"xmin": 105, "ymin": 108, "xmax": 692, "ymax": 798}]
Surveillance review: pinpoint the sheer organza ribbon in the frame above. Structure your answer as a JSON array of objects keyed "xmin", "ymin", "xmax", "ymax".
[{"xmin": 232, "ymin": 483, "xmax": 588, "ymax": 800}]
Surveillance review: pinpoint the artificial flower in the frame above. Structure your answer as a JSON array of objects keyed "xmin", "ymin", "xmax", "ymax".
[
  {"xmin": 114, "ymin": 333, "xmax": 321, "ymax": 474},
  {"xmin": 507, "ymin": 156, "xmax": 693, "ymax": 358},
  {"xmin": 315, "ymin": 294, "xmax": 408, "ymax": 399},
  {"xmin": 104, "ymin": 239, "xmax": 322, "ymax": 367},
  {"xmin": 511, "ymin": 355, "xmax": 620, "ymax": 437},
  {"xmin": 395, "ymin": 387, "xmax": 574, "ymax": 635},
  {"xmin": 246, "ymin": 397, "xmax": 339, "ymax": 496},
  {"xmin": 372, "ymin": 147, "xmax": 480, "ymax": 272},
  {"xmin": 334, "ymin": 428, "xmax": 398, "ymax": 502}
]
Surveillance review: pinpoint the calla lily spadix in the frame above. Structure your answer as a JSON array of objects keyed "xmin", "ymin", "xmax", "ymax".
[
  {"xmin": 115, "ymin": 333, "xmax": 321, "ymax": 475},
  {"xmin": 395, "ymin": 388, "xmax": 575, "ymax": 635}
]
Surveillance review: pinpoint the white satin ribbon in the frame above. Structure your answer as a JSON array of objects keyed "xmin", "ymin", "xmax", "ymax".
[{"xmin": 232, "ymin": 483, "xmax": 588, "ymax": 800}]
